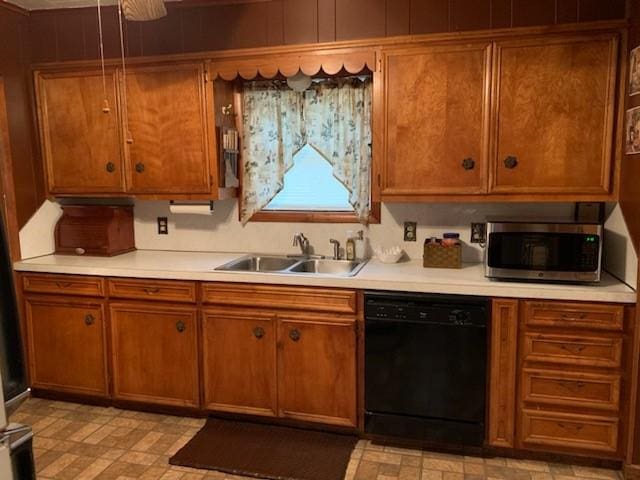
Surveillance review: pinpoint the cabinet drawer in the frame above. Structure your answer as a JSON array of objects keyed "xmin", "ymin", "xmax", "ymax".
[
  {"xmin": 523, "ymin": 332, "xmax": 623, "ymax": 368},
  {"xmin": 521, "ymin": 409, "xmax": 618, "ymax": 453},
  {"xmin": 22, "ymin": 274, "xmax": 105, "ymax": 297},
  {"xmin": 522, "ymin": 369, "xmax": 620, "ymax": 411},
  {"xmin": 108, "ymin": 278, "xmax": 197, "ymax": 303},
  {"xmin": 201, "ymin": 283, "xmax": 357, "ymax": 314},
  {"xmin": 524, "ymin": 301, "xmax": 623, "ymax": 332}
]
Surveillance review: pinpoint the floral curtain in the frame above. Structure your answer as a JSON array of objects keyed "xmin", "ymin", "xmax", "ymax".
[
  {"xmin": 304, "ymin": 78, "xmax": 372, "ymax": 221},
  {"xmin": 240, "ymin": 78, "xmax": 372, "ymax": 224},
  {"xmin": 240, "ymin": 82, "xmax": 305, "ymax": 223}
]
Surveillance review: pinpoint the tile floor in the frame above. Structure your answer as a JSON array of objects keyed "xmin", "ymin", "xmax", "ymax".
[{"xmin": 14, "ymin": 398, "xmax": 623, "ymax": 480}]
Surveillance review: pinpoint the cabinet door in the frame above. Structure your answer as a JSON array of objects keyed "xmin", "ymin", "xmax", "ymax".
[
  {"xmin": 36, "ymin": 70, "xmax": 125, "ymax": 194},
  {"xmin": 110, "ymin": 303, "xmax": 199, "ymax": 407},
  {"xmin": 202, "ymin": 308, "xmax": 277, "ymax": 416},
  {"xmin": 491, "ymin": 34, "xmax": 618, "ymax": 194},
  {"xmin": 123, "ymin": 63, "xmax": 215, "ymax": 194},
  {"xmin": 25, "ymin": 296, "xmax": 108, "ymax": 396},
  {"xmin": 277, "ymin": 315, "xmax": 357, "ymax": 427},
  {"xmin": 382, "ymin": 43, "xmax": 491, "ymax": 195}
]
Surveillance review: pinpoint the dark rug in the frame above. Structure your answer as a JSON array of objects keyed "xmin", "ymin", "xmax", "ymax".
[{"xmin": 169, "ymin": 417, "xmax": 358, "ymax": 480}]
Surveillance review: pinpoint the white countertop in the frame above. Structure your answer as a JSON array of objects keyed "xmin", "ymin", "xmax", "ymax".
[{"xmin": 13, "ymin": 250, "xmax": 637, "ymax": 303}]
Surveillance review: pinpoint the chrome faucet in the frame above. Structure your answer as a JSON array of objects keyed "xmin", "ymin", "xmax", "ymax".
[
  {"xmin": 293, "ymin": 233, "xmax": 310, "ymax": 256},
  {"xmin": 329, "ymin": 239, "xmax": 341, "ymax": 260}
]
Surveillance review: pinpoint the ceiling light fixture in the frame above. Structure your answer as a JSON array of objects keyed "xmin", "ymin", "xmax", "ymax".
[
  {"xmin": 287, "ymin": 71, "xmax": 312, "ymax": 92},
  {"xmin": 121, "ymin": 0, "xmax": 167, "ymax": 21}
]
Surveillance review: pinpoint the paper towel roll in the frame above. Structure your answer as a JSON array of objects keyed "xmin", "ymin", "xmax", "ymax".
[{"xmin": 169, "ymin": 202, "xmax": 214, "ymax": 215}]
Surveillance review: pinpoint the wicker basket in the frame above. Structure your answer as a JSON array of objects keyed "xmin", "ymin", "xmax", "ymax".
[{"xmin": 423, "ymin": 243, "xmax": 462, "ymax": 269}]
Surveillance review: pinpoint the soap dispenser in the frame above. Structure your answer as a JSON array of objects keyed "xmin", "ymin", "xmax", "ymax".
[{"xmin": 345, "ymin": 231, "xmax": 356, "ymax": 261}]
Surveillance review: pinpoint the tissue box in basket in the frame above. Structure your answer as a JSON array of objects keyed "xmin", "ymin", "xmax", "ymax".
[{"xmin": 423, "ymin": 243, "xmax": 462, "ymax": 269}]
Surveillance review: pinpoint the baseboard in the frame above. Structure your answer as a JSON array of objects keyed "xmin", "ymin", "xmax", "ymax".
[{"xmin": 624, "ymin": 464, "xmax": 640, "ymax": 480}]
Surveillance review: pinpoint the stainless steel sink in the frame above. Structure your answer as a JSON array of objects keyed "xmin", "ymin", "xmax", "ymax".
[
  {"xmin": 288, "ymin": 259, "xmax": 366, "ymax": 276},
  {"xmin": 215, "ymin": 255, "xmax": 299, "ymax": 272},
  {"xmin": 215, "ymin": 255, "xmax": 368, "ymax": 277}
]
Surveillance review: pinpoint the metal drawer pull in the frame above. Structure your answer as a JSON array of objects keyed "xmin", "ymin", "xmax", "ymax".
[
  {"xmin": 504, "ymin": 156, "xmax": 518, "ymax": 169},
  {"xmin": 176, "ymin": 321, "xmax": 186, "ymax": 333},
  {"xmin": 289, "ymin": 329, "xmax": 301, "ymax": 342},
  {"xmin": 560, "ymin": 344, "xmax": 587, "ymax": 354},
  {"xmin": 84, "ymin": 314, "xmax": 95, "ymax": 326},
  {"xmin": 106, "ymin": 162, "xmax": 116, "ymax": 173},
  {"xmin": 558, "ymin": 380, "xmax": 586, "ymax": 391},
  {"xmin": 56, "ymin": 282, "xmax": 72, "ymax": 288},
  {"xmin": 144, "ymin": 287, "xmax": 160, "ymax": 294},
  {"xmin": 560, "ymin": 313, "xmax": 588, "ymax": 320},
  {"xmin": 461, "ymin": 158, "xmax": 475, "ymax": 170},
  {"xmin": 135, "ymin": 162, "xmax": 145, "ymax": 173},
  {"xmin": 557, "ymin": 422, "xmax": 584, "ymax": 432},
  {"xmin": 253, "ymin": 327, "xmax": 265, "ymax": 339}
]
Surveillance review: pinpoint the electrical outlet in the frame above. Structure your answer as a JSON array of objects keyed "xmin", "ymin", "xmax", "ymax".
[
  {"xmin": 404, "ymin": 221, "xmax": 417, "ymax": 242},
  {"xmin": 470, "ymin": 223, "xmax": 486, "ymax": 243},
  {"xmin": 157, "ymin": 217, "xmax": 168, "ymax": 235}
]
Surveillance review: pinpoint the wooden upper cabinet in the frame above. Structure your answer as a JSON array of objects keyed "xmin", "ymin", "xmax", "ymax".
[
  {"xmin": 490, "ymin": 34, "xmax": 618, "ymax": 194},
  {"xmin": 382, "ymin": 43, "xmax": 491, "ymax": 196},
  {"xmin": 36, "ymin": 70, "xmax": 125, "ymax": 194},
  {"xmin": 123, "ymin": 63, "xmax": 216, "ymax": 194}
]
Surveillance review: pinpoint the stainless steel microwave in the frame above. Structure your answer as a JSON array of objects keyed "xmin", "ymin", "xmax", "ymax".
[{"xmin": 485, "ymin": 221, "xmax": 602, "ymax": 283}]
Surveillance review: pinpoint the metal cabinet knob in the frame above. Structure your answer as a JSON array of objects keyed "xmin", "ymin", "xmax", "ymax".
[
  {"xmin": 135, "ymin": 162, "xmax": 145, "ymax": 173},
  {"xmin": 253, "ymin": 327, "xmax": 265, "ymax": 339},
  {"xmin": 462, "ymin": 158, "xmax": 475, "ymax": 170},
  {"xmin": 84, "ymin": 314, "xmax": 95, "ymax": 326},
  {"xmin": 289, "ymin": 329, "xmax": 301, "ymax": 342},
  {"xmin": 504, "ymin": 156, "xmax": 518, "ymax": 169},
  {"xmin": 106, "ymin": 162, "xmax": 116, "ymax": 173},
  {"xmin": 176, "ymin": 321, "xmax": 186, "ymax": 333}
]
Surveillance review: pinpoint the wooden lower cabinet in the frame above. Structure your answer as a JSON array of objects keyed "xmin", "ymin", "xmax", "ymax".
[
  {"xmin": 25, "ymin": 295, "xmax": 108, "ymax": 396},
  {"xmin": 110, "ymin": 303, "xmax": 199, "ymax": 407},
  {"xmin": 202, "ymin": 308, "xmax": 277, "ymax": 416},
  {"xmin": 277, "ymin": 314, "xmax": 357, "ymax": 428}
]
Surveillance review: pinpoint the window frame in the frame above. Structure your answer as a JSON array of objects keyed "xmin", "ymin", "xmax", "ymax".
[{"xmin": 234, "ymin": 75, "xmax": 381, "ymax": 225}]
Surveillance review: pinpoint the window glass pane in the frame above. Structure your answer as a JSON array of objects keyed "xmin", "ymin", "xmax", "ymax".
[{"xmin": 264, "ymin": 144, "xmax": 353, "ymax": 211}]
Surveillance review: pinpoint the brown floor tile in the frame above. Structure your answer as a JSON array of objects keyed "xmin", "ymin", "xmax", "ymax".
[{"xmin": 15, "ymin": 398, "xmax": 626, "ymax": 480}]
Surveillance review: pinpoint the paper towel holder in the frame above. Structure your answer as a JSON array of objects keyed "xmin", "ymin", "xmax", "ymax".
[{"xmin": 169, "ymin": 200, "xmax": 215, "ymax": 214}]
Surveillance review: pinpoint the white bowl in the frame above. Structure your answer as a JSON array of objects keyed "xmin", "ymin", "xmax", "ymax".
[{"xmin": 375, "ymin": 247, "xmax": 404, "ymax": 264}]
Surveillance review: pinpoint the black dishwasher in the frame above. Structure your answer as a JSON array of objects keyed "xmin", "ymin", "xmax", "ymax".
[{"xmin": 365, "ymin": 291, "xmax": 489, "ymax": 447}]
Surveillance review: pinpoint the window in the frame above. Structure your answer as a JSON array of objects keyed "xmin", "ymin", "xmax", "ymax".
[
  {"xmin": 263, "ymin": 145, "xmax": 353, "ymax": 212},
  {"xmin": 240, "ymin": 77, "xmax": 374, "ymax": 224}
]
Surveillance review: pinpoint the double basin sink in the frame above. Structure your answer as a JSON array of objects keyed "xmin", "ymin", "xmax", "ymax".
[{"xmin": 215, "ymin": 255, "xmax": 368, "ymax": 277}]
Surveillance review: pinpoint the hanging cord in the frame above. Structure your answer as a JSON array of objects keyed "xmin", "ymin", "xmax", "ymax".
[
  {"xmin": 96, "ymin": 0, "xmax": 110, "ymax": 113},
  {"xmin": 117, "ymin": 0, "xmax": 132, "ymax": 143}
]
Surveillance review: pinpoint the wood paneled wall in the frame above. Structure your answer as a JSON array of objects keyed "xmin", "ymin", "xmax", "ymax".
[
  {"xmin": 29, "ymin": 0, "xmax": 626, "ymax": 63},
  {"xmin": 620, "ymin": 0, "xmax": 640, "ymax": 252},
  {"xmin": 0, "ymin": 4, "xmax": 43, "ymax": 230}
]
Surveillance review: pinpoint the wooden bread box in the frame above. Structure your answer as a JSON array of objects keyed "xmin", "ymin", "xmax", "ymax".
[{"xmin": 54, "ymin": 205, "xmax": 135, "ymax": 256}]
